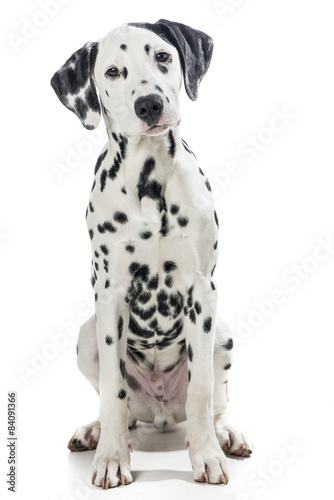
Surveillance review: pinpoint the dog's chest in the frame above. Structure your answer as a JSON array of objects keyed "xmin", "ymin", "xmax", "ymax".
[{"xmin": 87, "ymin": 134, "xmax": 218, "ymax": 370}]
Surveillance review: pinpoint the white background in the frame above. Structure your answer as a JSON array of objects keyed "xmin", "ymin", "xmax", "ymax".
[{"xmin": 1, "ymin": 0, "xmax": 334, "ymax": 498}]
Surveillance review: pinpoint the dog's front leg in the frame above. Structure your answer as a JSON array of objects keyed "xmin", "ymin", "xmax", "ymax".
[
  {"xmin": 92, "ymin": 294, "xmax": 132, "ymax": 489},
  {"xmin": 185, "ymin": 281, "xmax": 229, "ymax": 485}
]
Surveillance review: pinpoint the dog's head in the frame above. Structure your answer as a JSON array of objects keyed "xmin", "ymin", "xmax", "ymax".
[{"xmin": 51, "ymin": 20, "xmax": 213, "ymax": 137}]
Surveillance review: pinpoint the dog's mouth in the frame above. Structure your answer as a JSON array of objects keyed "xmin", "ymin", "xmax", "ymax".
[
  {"xmin": 124, "ymin": 120, "xmax": 181, "ymax": 138},
  {"xmin": 145, "ymin": 119, "xmax": 181, "ymax": 135}
]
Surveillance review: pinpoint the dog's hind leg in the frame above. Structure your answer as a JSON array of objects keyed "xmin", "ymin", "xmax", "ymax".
[
  {"xmin": 213, "ymin": 319, "xmax": 253, "ymax": 457},
  {"xmin": 76, "ymin": 315, "xmax": 100, "ymax": 393},
  {"xmin": 68, "ymin": 316, "xmax": 100, "ymax": 451}
]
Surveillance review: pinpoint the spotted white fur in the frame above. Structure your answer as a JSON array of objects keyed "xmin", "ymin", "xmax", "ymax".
[{"xmin": 51, "ymin": 19, "xmax": 252, "ymax": 489}]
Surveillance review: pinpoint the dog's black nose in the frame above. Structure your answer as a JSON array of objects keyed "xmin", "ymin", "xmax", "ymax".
[{"xmin": 134, "ymin": 94, "xmax": 164, "ymax": 125}]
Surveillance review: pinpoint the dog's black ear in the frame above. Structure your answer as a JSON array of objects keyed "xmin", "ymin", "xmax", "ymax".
[
  {"xmin": 51, "ymin": 42, "xmax": 101, "ymax": 129},
  {"xmin": 129, "ymin": 20, "xmax": 213, "ymax": 100}
]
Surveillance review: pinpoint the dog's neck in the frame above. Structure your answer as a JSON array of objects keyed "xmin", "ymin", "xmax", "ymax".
[{"xmin": 105, "ymin": 124, "xmax": 182, "ymax": 172}]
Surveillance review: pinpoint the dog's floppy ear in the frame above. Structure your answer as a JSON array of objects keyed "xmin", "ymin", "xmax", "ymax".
[
  {"xmin": 51, "ymin": 42, "xmax": 101, "ymax": 130},
  {"xmin": 129, "ymin": 19, "xmax": 213, "ymax": 101}
]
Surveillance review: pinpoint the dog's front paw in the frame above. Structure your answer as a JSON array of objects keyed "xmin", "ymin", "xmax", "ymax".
[
  {"xmin": 186, "ymin": 438, "xmax": 229, "ymax": 485},
  {"xmin": 215, "ymin": 415, "xmax": 253, "ymax": 457},
  {"xmin": 92, "ymin": 442, "xmax": 132, "ymax": 489}
]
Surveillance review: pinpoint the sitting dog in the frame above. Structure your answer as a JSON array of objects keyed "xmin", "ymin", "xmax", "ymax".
[{"xmin": 51, "ymin": 19, "xmax": 252, "ymax": 489}]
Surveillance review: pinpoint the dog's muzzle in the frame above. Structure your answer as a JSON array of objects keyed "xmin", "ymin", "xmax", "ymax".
[{"xmin": 134, "ymin": 94, "xmax": 164, "ymax": 127}]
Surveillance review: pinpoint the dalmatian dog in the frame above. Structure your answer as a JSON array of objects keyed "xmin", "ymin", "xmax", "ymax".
[{"xmin": 51, "ymin": 19, "xmax": 252, "ymax": 489}]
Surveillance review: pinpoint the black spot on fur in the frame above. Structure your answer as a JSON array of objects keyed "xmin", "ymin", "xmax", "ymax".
[
  {"xmin": 105, "ymin": 279, "xmax": 110, "ymax": 288},
  {"xmin": 132, "ymin": 304, "xmax": 156, "ymax": 321},
  {"xmin": 211, "ymin": 281, "xmax": 216, "ymax": 291},
  {"xmin": 224, "ymin": 363, "xmax": 232, "ymax": 370},
  {"xmin": 126, "ymin": 245, "xmax": 135, "ymax": 253},
  {"xmin": 98, "ymin": 221, "xmax": 117, "ymax": 233},
  {"xmin": 89, "ymin": 202, "xmax": 94, "ymax": 213},
  {"xmin": 108, "ymin": 153, "xmax": 121, "ymax": 180},
  {"xmin": 187, "ymin": 344, "xmax": 193, "ymax": 362},
  {"xmin": 100, "ymin": 170, "xmax": 107, "ymax": 191},
  {"xmin": 119, "ymin": 136, "xmax": 128, "ymax": 159},
  {"xmin": 214, "ymin": 240, "xmax": 218, "ymax": 250},
  {"xmin": 137, "ymin": 157, "xmax": 163, "ymax": 209},
  {"xmin": 113, "ymin": 211, "xmax": 128, "ymax": 224},
  {"xmin": 223, "ymin": 338, "xmax": 234, "ymax": 351},
  {"xmin": 158, "ymin": 64, "xmax": 168, "ymax": 74},
  {"xmin": 125, "ymin": 372, "xmax": 142, "ymax": 391},
  {"xmin": 163, "ymin": 358, "xmax": 182, "ymax": 373},
  {"xmin": 177, "ymin": 216, "xmax": 189, "ymax": 227},
  {"xmin": 214, "ymin": 211, "xmax": 219, "ymax": 227},
  {"xmin": 203, "ymin": 317, "xmax": 212, "ymax": 333},
  {"xmin": 194, "ymin": 301, "xmax": 202, "ymax": 315},
  {"xmin": 74, "ymin": 97, "xmax": 88, "ymax": 119},
  {"xmin": 188, "ymin": 370, "xmax": 191, "ymax": 382},
  {"xmin": 129, "ymin": 316, "xmax": 154, "ymax": 339},
  {"xmin": 105, "ymin": 90, "xmax": 109, "ymax": 97},
  {"xmin": 94, "ymin": 149, "xmax": 108, "ymax": 174},
  {"xmin": 187, "ymin": 286, "xmax": 194, "ymax": 308},
  {"xmin": 144, "ymin": 44, "xmax": 150, "ymax": 55},
  {"xmin": 138, "ymin": 291, "xmax": 151, "ymax": 304},
  {"xmin": 118, "ymin": 316, "xmax": 124, "ymax": 340},
  {"xmin": 167, "ymin": 129, "xmax": 176, "ymax": 157},
  {"xmin": 100, "ymin": 245, "xmax": 109, "ymax": 255},
  {"xmin": 181, "ymin": 139, "xmax": 196, "ymax": 158},
  {"xmin": 140, "ymin": 231, "xmax": 152, "ymax": 239},
  {"xmin": 147, "ymin": 274, "xmax": 159, "ymax": 290},
  {"xmin": 160, "ymin": 214, "xmax": 169, "ymax": 236},
  {"xmin": 170, "ymin": 204, "xmax": 180, "ymax": 215},
  {"xmin": 118, "ymin": 389, "xmax": 127, "ymax": 399},
  {"xmin": 120, "ymin": 44, "xmax": 127, "ymax": 51},
  {"xmin": 165, "ymin": 275, "xmax": 173, "ymax": 288},
  {"xmin": 205, "ymin": 179, "xmax": 212, "ymax": 191},
  {"xmin": 127, "ymin": 345, "xmax": 146, "ymax": 364},
  {"xmin": 164, "ymin": 261, "xmax": 177, "ymax": 272},
  {"xmin": 140, "ymin": 80, "xmax": 148, "ymax": 85},
  {"xmin": 120, "ymin": 359, "xmax": 126, "ymax": 378},
  {"xmin": 89, "ymin": 229, "xmax": 94, "ymax": 240},
  {"xmin": 105, "ymin": 336, "xmax": 113, "ymax": 345},
  {"xmin": 121, "ymin": 186, "xmax": 127, "ymax": 194},
  {"xmin": 129, "ymin": 262, "xmax": 150, "ymax": 282},
  {"xmin": 155, "ymin": 84, "xmax": 163, "ymax": 92},
  {"xmin": 178, "ymin": 339, "xmax": 186, "ymax": 356},
  {"xmin": 189, "ymin": 309, "xmax": 196, "ymax": 324}
]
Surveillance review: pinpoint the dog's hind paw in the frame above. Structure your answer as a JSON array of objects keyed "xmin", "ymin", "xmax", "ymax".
[
  {"xmin": 215, "ymin": 415, "xmax": 253, "ymax": 457},
  {"xmin": 68, "ymin": 420, "xmax": 101, "ymax": 451}
]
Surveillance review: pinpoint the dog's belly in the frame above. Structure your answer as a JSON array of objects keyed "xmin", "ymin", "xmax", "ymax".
[
  {"xmin": 125, "ymin": 270, "xmax": 189, "ymax": 428},
  {"xmin": 125, "ymin": 343, "xmax": 188, "ymax": 429}
]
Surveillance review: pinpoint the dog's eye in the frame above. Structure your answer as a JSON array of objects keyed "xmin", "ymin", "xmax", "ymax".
[
  {"xmin": 156, "ymin": 52, "xmax": 171, "ymax": 63},
  {"xmin": 105, "ymin": 67, "xmax": 120, "ymax": 78}
]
